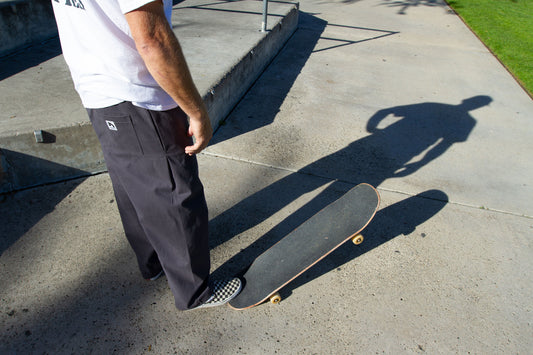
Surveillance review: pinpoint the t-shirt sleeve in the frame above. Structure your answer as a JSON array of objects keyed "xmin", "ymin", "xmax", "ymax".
[{"xmin": 117, "ymin": 0, "xmax": 159, "ymax": 14}]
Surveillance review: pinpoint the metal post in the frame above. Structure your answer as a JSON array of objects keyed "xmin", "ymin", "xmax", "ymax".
[{"xmin": 261, "ymin": 0, "xmax": 268, "ymax": 32}]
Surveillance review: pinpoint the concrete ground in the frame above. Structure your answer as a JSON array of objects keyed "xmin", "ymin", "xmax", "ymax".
[{"xmin": 1, "ymin": 0, "xmax": 532, "ymax": 353}]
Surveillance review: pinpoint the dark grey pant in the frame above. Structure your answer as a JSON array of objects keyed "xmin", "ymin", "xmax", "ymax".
[{"xmin": 87, "ymin": 102, "xmax": 211, "ymax": 310}]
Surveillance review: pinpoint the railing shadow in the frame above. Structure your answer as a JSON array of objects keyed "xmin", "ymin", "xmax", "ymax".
[{"xmin": 210, "ymin": 10, "xmax": 400, "ymax": 144}]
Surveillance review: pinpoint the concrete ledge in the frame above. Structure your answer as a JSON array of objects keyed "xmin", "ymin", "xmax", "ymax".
[
  {"xmin": 0, "ymin": 0, "xmax": 299, "ymax": 193},
  {"xmin": 0, "ymin": 0, "xmax": 58, "ymax": 57},
  {"xmin": 0, "ymin": 124, "xmax": 104, "ymax": 193},
  {"xmin": 201, "ymin": 2, "xmax": 299, "ymax": 128}
]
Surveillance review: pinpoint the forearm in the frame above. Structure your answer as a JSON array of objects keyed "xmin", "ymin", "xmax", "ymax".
[
  {"xmin": 125, "ymin": 2, "xmax": 207, "ymax": 122},
  {"xmin": 125, "ymin": 2, "xmax": 212, "ymax": 155}
]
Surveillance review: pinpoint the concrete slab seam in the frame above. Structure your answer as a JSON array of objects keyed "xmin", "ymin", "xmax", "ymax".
[{"xmin": 201, "ymin": 151, "xmax": 533, "ymax": 219}]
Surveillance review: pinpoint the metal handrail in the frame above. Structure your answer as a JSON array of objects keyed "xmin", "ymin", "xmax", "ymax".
[{"xmin": 261, "ymin": 0, "xmax": 268, "ymax": 32}]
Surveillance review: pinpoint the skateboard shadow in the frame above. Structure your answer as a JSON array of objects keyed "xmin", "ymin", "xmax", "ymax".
[
  {"xmin": 281, "ymin": 189, "xmax": 449, "ymax": 300},
  {"xmin": 210, "ymin": 187, "xmax": 448, "ymax": 292}
]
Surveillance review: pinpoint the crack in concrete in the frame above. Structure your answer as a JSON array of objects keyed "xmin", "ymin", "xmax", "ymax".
[{"xmin": 201, "ymin": 151, "xmax": 532, "ymax": 219}]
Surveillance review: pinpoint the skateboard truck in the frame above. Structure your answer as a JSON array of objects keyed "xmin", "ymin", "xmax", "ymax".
[{"xmin": 265, "ymin": 233, "xmax": 365, "ymax": 305}]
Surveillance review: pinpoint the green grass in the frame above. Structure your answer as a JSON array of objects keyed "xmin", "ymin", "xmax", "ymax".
[{"xmin": 446, "ymin": 0, "xmax": 533, "ymax": 96}]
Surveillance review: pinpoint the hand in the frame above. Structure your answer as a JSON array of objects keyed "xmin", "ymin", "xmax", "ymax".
[
  {"xmin": 392, "ymin": 162, "xmax": 420, "ymax": 177},
  {"xmin": 184, "ymin": 115, "xmax": 213, "ymax": 156}
]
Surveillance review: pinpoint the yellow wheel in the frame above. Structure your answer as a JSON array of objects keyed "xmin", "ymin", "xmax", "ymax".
[
  {"xmin": 352, "ymin": 234, "xmax": 364, "ymax": 245},
  {"xmin": 270, "ymin": 292, "xmax": 281, "ymax": 304}
]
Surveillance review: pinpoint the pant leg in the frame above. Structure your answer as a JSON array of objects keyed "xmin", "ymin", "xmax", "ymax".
[
  {"xmin": 87, "ymin": 102, "xmax": 211, "ymax": 310},
  {"xmin": 107, "ymin": 164, "xmax": 162, "ymax": 279}
]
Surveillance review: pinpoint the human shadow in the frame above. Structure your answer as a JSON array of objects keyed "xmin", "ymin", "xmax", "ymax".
[{"xmin": 209, "ymin": 96, "xmax": 492, "ymax": 285}]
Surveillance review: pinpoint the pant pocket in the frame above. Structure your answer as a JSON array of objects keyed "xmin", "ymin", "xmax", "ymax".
[{"xmin": 93, "ymin": 115, "xmax": 144, "ymax": 156}]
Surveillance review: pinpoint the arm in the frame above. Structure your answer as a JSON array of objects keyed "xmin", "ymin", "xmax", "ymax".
[
  {"xmin": 393, "ymin": 139, "xmax": 452, "ymax": 177},
  {"xmin": 366, "ymin": 108, "xmax": 392, "ymax": 133},
  {"xmin": 124, "ymin": 1, "xmax": 212, "ymax": 155}
]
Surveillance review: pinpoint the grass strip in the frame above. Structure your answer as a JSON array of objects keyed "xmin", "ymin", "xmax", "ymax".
[{"xmin": 446, "ymin": 0, "xmax": 533, "ymax": 96}]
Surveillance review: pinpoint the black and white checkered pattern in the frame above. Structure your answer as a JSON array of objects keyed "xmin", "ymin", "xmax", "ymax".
[{"xmin": 194, "ymin": 278, "xmax": 242, "ymax": 309}]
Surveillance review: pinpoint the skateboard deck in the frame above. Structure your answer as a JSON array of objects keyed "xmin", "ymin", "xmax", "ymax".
[{"xmin": 229, "ymin": 183, "xmax": 380, "ymax": 310}]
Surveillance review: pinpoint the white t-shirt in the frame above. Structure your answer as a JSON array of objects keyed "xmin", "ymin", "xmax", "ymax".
[{"xmin": 52, "ymin": 0, "xmax": 177, "ymax": 111}]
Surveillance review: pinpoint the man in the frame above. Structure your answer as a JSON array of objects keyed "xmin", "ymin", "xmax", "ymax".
[{"xmin": 51, "ymin": 0, "xmax": 241, "ymax": 310}]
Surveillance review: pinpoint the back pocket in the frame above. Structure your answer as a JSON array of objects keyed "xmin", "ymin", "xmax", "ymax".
[{"xmin": 94, "ymin": 115, "xmax": 144, "ymax": 156}]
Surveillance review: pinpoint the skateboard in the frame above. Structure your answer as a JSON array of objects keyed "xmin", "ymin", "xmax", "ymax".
[{"xmin": 229, "ymin": 183, "xmax": 380, "ymax": 310}]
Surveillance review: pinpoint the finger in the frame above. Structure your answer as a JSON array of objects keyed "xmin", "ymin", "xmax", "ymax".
[
  {"xmin": 184, "ymin": 146, "xmax": 197, "ymax": 156},
  {"xmin": 185, "ymin": 140, "xmax": 198, "ymax": 154},
  {"xmin": 185, "ymin": 139, "xmax": 206, "ymax": 155}
]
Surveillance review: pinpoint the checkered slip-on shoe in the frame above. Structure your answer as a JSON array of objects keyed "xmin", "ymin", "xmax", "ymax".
[{"xmin": 193, "ymin": 278, "xmax": 242, "ymax": 309}]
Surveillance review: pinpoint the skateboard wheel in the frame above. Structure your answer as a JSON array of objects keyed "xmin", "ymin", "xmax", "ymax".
[
  {"xmin": 352, "ymin": 234, "xmax": 364, "ymax": 245},
  {"xmin": 270, "ymin": 293, "xmax": 281, "ymax": 304}
]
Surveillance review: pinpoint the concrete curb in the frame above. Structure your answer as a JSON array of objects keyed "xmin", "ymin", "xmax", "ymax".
[
  {"xmin": 203, "ymin": 3, "xmax": 299, "ymax": 129},
  {"xmin": 0, "ymin": 124, "xmax": 104, "ymax": 193}
]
